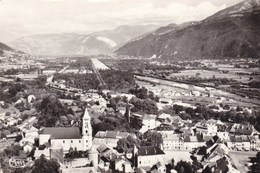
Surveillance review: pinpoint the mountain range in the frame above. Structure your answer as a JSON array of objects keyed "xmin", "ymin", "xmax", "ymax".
[
  {"xmin": 116, "ymin": 0, "xmax": 260, "ymax": 59},
  {"xmin": 8, "ymin": 25, "xmax": 159, "ymax": 56}
]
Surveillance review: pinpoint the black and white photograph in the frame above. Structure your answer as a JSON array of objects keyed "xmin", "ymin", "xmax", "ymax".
[{"xmin": 0, "ymin": 0, "xmax": 260, "ymax": 172}]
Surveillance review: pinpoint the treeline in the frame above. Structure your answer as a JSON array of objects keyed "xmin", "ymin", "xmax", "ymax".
[
  {"xmin": 34, "ymin": 95, "xmax": 74, "ymax": 127},
  {"xmin": 171, "ymin": 104, "xmax": 260, "ymax": 131},
  {"xmin": 53, "ymin": 73, "xmax": 99, "ymax": 90},
  {"xmin": 100, "ymin": 70, "xmax": 135, "ymax": 91}
]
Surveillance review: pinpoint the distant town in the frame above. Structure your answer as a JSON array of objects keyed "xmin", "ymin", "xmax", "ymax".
[{"xmin": 0, "ymin": 54, "xmax": 260, "ymax": 173}]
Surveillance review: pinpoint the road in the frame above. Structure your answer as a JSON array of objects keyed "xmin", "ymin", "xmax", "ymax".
[
  {"xmin": 58, "ymin": 65, "xmax": 69, "ymax": 73},
  {"xmin": 91, "ymin": 59, "xmax": 106, "ymax": 86}
]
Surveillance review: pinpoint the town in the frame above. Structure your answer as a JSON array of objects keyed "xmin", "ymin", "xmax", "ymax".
[
  {"xmin": 1, "ymin": 0, "xmax": 260, "ymax": 172},
  {"xmin": 0, "ymin": 55, "xmax": 260, "ymax": 173}
]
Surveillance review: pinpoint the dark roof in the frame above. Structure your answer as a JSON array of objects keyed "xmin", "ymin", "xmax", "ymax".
[
  {"xmin": 230, "ymin": 135, "xmax": 250, "ymax": 142},
  {"xmin": 153, "ymin": 124, "xmax": 174, "ymax": 131},
  {"xmin": 138, "ymin": 146, "xmax": 165, "ymax": 156},
  {"xmin": 97, "ymin": 144, "xmax": 110, "ymax": 153},
  {"xmin": 41, "ymin": 127, "xmax": 82, "ymax": 139},
  {"xmin": 230, "ymin": 124, "xmax": 253, "ymax": 135}
]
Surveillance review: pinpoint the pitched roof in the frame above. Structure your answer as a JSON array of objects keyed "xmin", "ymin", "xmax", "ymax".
[
  {"xmin": 153, "ymin": 124, "xmax": 174, "ymax": 131},
  {"xmin": 138, "ymin": 146, "xmax": 165, "ymax": 156},
  {"xmin": 41, "ymin": 127, "xmax": 82, "ymax": 139},
  {"xmin": 97, "ymin": 144, "xmax": 110, "ymax": 153},
  {"xmin": 229, "ymin": 124, "xmax": 253, "ymax": 135}
]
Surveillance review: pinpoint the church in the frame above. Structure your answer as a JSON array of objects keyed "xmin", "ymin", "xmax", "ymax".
[{"xmin": 39, "ymin": 108, "xmax": 92, "ymax": 151}]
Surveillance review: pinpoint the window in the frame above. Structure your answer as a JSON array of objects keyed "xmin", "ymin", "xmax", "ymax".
[
  {"xmin": 79, "ymin": 140, "xmax": 81, "ymax": 143},
  {"xmin": 63, "ymin": 140, "xmax": 65, "ymax": 143},
  {"xmin": 71, "ymin": 140, "xmax": 73, "ymax": 143},
  {"xmin": 139, "ymin": 161, "xmax": 141, "ymax": 165}
]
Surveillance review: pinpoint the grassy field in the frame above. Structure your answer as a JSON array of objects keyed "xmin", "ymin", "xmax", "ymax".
[{"xmin": 170, "ymin": 69, "xmax": 251, "ymax": 83}]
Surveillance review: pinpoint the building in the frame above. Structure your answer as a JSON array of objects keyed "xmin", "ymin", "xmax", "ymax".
[
  {"xmin": 162, "ymin": 134, "xmax": 183, "ymax": 150},
  {"xmin": 93, "ymin": 131, "xmax": 136, "ymax": 148},
  {"xmin": 227, "ymin": 135, "xmax": 251, "ymax": 151},
  {"xmin": 153, "ymin": 124, "xmax": 175, "ymax": 138},
  {"xmin": 195, "ymin": 120, "xmax": 218, "ymax": 136},
  {"xmin": 183, "ymin": 134, "xmax": 205, "ymax": 151},
  {"xmin": 115, "ymin": 157, "xmax": 133, "ymax": 173},
  {"xmin": 229, "ymin": 124, "xmax": 258, "ymax": 136},
  {"xmin": 39, "ymin": 108, "xmax": 92, "ymax": 152},
  {"xmin": 140, "ymin": 115, "xmax": 160, "ymax": 133},
  {"xmin": 136, "ymin": 146, "xmax": 165, "ymax": 168}
]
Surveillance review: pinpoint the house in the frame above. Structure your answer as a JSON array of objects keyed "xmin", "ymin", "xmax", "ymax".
[
  {"xmin": 208, "ymin": 144, "xmax": 229, "ymax": 160},
  {"xmin": 229, "ymin": 123, "xmax": 258, "ymax": 136},
  {"xmin": 195, "ymin": 120, "xmax": 218, "ymax": 136},
  {"xmin": 136, "ymin": 146, "xmax": 165, "ymax": 168},
  {"xmin": 157, "ymin": 98, "xmax": 173, "ymax": 110},
  {"xmin": 38, "ymin": 108, "xmax": 92, "ymax": 152},
  {"xmin": 183, "ymin": 134, "xmax": 205, "ymax": 151},
  {"xmin": 162, "ymin": 134, "xmax": 183, "ymax": 150},
  {"xmin": 150, "ymin": 162, "xmax": 166, "ymax": 173},
  {"xmin": 23, "ymin": 142, "xmax": 34, "ymax": 153},
  {"xmin": 153, "ymin": 124, "xmax": 175, "ymax": 138},
  {"xmin": 115, "ymin": 157, "xmax": 133, "ymax": 173},
  {"xmin": 157, "ymin": 114, "xmax": 171, "ymax": 123},
  {"xmin": 93, "ymin": 131, "xmax": 136, "ymax": 148},
  {"xmin": 227, "ymin": 135, "xmax": 251, "ymax": 151},
  {"xmin": 203, "ymin": 157, "xmax": 229, "ymax": 173},
  {"xmin": 140, "ymin": 115, "xmax": 160, "ymax": 133},
  {"xmin": 97, "ymin": 144, "xmax": 115, "ymax": 161}
]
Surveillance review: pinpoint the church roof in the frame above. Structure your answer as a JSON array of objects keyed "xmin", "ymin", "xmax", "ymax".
[{"xmin": 41, "ymin": 127, "xmax": 82, "ymax": 139}]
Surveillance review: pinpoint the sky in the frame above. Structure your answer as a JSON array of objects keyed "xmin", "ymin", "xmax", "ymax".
[{"xmin": 0, "ymin": 0, "xmax": 243, "ymax": 42}]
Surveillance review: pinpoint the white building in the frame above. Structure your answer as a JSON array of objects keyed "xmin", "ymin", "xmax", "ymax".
[
  {"xmin": 93, "ymin": 131, "xmax": 136, "ymax": 148},
  {"xmin": 140, "ymin": 115, "xmax": 160, "ymax": 133},
  {"xmin": 39, "ymin": 108, "xmax": 92, "ymax": 152},
  {"xmin": 137, "ymin": 146, "xmax": 165, "ymax": 168}
]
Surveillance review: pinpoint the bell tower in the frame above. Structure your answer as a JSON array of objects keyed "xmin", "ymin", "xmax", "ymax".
[{"xmin": 82, "ymin": 108, "xmax": 92, "ymax": 150}]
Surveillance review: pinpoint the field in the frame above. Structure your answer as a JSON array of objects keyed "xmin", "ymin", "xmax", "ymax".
[
  {"xmin": 170, "ymin": 69, "xmax": 251, "ymax": 83},
  {"xmin": 91, "ymin": 58, "xmax": 110, "ymax": 70},
  {"xmin": 136, "ymin": 75, "xmax": 260, "ymax": 107}
]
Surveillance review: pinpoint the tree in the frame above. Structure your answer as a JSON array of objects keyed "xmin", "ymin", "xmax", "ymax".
[
  {"xmin": 143, "ymin": 131, "xmax": 163, "ymax": 146},
  {"xmin": 256, "ymin": 152, "xmax": 260, "ymax": 162},
  {"xmin": 32, "ymin": 155, "xmax": 60, "ymax": 173},
  {"xmin": 175, "ymin": 160, "xmax": 193, "ymax": 173},
  {"xmin": 117, "ymin": 136, "xmax": 140, "ymax": 153}
]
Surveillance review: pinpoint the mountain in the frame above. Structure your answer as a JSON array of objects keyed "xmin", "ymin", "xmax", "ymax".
[
  {"xmin": 207, "ymin": 0, "xmax": 260, "ymax": 20},
  {"xmin": 0, "ymin": 42, "xmax": 26, "ymax": 59},
  {"xmin": 9, "ymin": 25, "xmax": 159, "ymax": 56},
  {"xmin": 0, "ymin": 42, "xmax": 13, "ymax": 53},
  {"xmin": 116, "ymin": 0, "xmax": 260, "ymax": 59}
]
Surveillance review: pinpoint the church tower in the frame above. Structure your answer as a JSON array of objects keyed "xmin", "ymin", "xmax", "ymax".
[{"xmin": 82, "ymin": 108, "xmax": 92, "ymax": 150}]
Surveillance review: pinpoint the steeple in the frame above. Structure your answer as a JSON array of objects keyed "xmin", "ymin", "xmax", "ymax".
[{"xmin": 82, "ymin": 108, "xmax": 92, "ymax": 136}]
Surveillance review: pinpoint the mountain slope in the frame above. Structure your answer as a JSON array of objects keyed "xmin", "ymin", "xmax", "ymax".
[
  {"xmin": 116, "ymin": 0, "xmax": 260, "ymax": 59},
  {"xmin": 9, "ymin": 25, "xmax": 159, "ymax": 56},
  {"xmin": 0, "ymin": 42, "xmax": 26, "ymax": 59},
  {"xmin": 207, "ymin": 0, "xmax": 260, "ymax": 20}
]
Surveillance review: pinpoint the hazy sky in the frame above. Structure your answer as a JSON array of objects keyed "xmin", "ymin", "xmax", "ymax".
[{"xmin": 0, "ymin": 0, "xmax": 243, "ymax": 42}]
